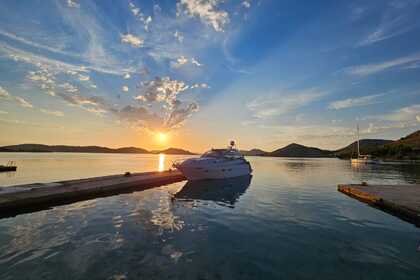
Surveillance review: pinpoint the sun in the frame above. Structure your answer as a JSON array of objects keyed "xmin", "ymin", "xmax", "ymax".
[{"xmin": 156, "ymin": 132, "xmax": 168, "ymax": 143}]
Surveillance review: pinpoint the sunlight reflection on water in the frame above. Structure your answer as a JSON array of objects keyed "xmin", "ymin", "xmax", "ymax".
[{"xmin": 158, "ymin": 153, "xmax": 165, "ymax": 171}]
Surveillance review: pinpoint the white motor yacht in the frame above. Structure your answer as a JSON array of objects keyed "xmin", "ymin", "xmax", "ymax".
[{"xmin": 173, "ymin": 141, "xmax": 252, "ymax": 181}]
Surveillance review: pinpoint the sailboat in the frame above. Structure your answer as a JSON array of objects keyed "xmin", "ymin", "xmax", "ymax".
[{"xmin": 350, "ymin": 125, "xmax": 379, "ymax": 165}]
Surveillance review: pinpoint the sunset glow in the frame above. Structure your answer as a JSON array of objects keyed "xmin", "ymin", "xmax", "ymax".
[{"xmin": 156, "ymin": 132, "xmax": 168, "ymax": 143}]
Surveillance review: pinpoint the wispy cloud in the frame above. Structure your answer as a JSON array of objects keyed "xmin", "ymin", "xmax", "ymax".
[
  {"xmin": 14, "ymin": 96, "xmax": 33, "ymax": 108},
  {"xmin": 379, "ymin": 104, "xmax": 420, "ymax": 122},
  {"xmin": 177, "ymin": 0, "xmax": 229, "ymax": 32},
  {"xmin": 247, "ymin": 88, "xmax": 326, "ymax": 119},
  {"xmin": 128, "ymin": 2, "xmax": 153, "ymax": 31},
  {"xmin": 359, "ymin": 1, "xmax": 420, "ymax": 46},
  {"xmin": 0, "ymin": 43, "xmax": 132, "ymax": 76},
  {"xmin": 0, "ymin": 85, "xmax": 33, "ymax": 108},
  {"xmin": 328, "ymin": 94, "xmax": 384, "ymax": 110},
  {"xmin": 360, "ymin": 16, "xmax": 417, "ymax": 46},
  {"xmin": 345, "ymin": 53, "xmax": 420, "ymax": 76},
  {"xmin": 40, "ymin": 109, "xmax": 64, "ymax": 117},
  {"xmin": 0, "ymin": 30, "xmax": 79, "ymax": 58}
]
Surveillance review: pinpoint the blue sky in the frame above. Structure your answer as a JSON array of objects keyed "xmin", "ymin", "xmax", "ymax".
[{"xmin": 0, "ymin": 0, "xmax": 419, "ymax": 151}]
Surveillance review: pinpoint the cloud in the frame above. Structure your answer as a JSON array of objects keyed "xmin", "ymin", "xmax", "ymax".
[
  {"xmin": 242, "ymin": 1, "xmax": 251, "ymax": 9},
  {"xmin": 247, "ymin": 88, "xmax": 326, "ymax": 119},
  {"xmin": 360, "ymin": 17, "xmax": 417, "ymax": 46},
  {"xmin": 191, "ymin": 83, "xmax": 209, "ymax": 89},
  {"xmin": 120, "ymin": 34, "xmax": 144, "ymax": 48},
  {"xmin": 0, "ymin": 43, "xmax": 132, "ymax": 76},
  {"xmin": 122, "ymin": 85, "xmax": 129, "ymax": 92},
  {"xmin": 136, "ymin": 76, "xmax": 189, "ymax": 106},
  {"xmin": 0, "ymin": 86, "xmax": 10, "ymax": 98},
  {"xmin": 165, "ymin": 102, "xmax": 199, "ymax": 128},
  {"xmin": 174, "ymin": 30, "xmax": 184, "ymax": 43},
  {"xmin": 67, "ymin": 0, "xmax": 80, "ymax": 9},
  {"xmin": 132, "ymin": 76, "xmax": 201, "ymax": 129},
  {"xmin": 364, "ymin": 104, "xmax": 420, "ymax": 133},
  {"xmin": 0, "ymin": 86, "xmax": 33, "ymax": 109},
  {"xmin": 0, "ymin": 30, "xmax": 79, "ymax": 58},
  {"xmin": 380, "ymin": 104, "xmax": 420, "ymax": 122},
  {"xmin": 191, "ymin": 57, "xmax": 203, "ymax": 66},
  {"xmin": 59, "ymin": 82, "xmax": 79, "ymax": 93},
  {"xmin": 40, "ymin": 109, "xmax": 64, "ymax": 117},
  {"xmin": 359, "ymin": 1, "xmax": 420, "ymax": 46},
  {"xmin": 171, "ymin": 56, "xmax": 189, "ymax": 68},
  {"xmin": 345, "ymin": 53, "xmax": 420, "ymax": 76},
  {"xmin": 177, "ymin": 0, "xmax": 229, "ymax": 32},
  {"xmin": 360, "ymin": 122, "xmax": 415, "ymax": 135},
  {"xmin": 54, "ymin": 82, "xmax": 109, "ymax": 114},
  {"xmin": 111, "ymin": 105, "xmax": 163, "ymax": 129},
  {"xmin": 78, "ymin": 74, "xmax": 90, "ymax": 81},
  {"xmin": 128, "ymin": 2, "xmax": 153, "ymax": 31},
  {"xmin": 170, "ymin": 56, "xmax": 203, "ymax": 68},
  {"xmin": 328, "ymin": 94, "xmax": 383, "ymax": 110},
  {"xmin": 14, "ymin": 96, "xmax": 33, "ymax": 108}
]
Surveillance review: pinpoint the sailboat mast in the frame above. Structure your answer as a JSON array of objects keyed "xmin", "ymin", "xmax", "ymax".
[{"xmin": 357, "ymin": 124, "xmax": 360, "ymax": 157}]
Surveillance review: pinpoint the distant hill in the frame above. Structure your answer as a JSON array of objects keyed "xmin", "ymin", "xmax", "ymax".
[
  {"xmin": 388, "ymin": 130, "xmax": 420, "ymax": 149},
  {"xmin": 334, "ymin": 139, "xmax": 393, "ymax": 159},
  {"xmin": 0, "ymin": 144, "xmax": 194, "ymax": 155},
  {"xmin": 268, "ymin": 143, "xmax": 333, "ymax": 158},
  {"xmin": 241, "ymin": 149, "xmax": 268, "ymax": 156},
  {"xmin": 370, "ymin": 130, "xmax": 420, "ymax": 160},
  {"xmin": 153, "ymin": 148, "xmax": 196, "ymax": 155},
  {"xmin": 114, "ymin": 147, "xmax": 149, "ymax": 154}
]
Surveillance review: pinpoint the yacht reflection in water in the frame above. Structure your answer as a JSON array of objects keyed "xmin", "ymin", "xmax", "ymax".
[{"xmin": 174, "ymin": 175, "xmax": 252, "ymax": 207}]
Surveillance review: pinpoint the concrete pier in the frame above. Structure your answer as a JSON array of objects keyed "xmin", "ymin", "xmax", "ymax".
[
  {"xmin": 338, "ymin": 183, "xmax": 420, "ymax": 227},
  {"xmin": 0, "ymin": 170, "xmax": 185, "ymax": 218}
]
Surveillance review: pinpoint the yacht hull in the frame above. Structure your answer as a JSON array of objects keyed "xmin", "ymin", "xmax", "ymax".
[{"xmin": 175, "ymin": 160, "xmax": 252, "ymax": 181}]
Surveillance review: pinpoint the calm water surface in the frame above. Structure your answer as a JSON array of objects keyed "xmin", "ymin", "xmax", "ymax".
[{"xmin": 0, "ymin": 153, "xmax": 420, "ymax": 279}]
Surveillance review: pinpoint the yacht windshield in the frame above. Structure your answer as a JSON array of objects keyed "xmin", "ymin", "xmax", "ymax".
[
  {"xmin": 201, "ymin": 149, "xmax": 243, "ymax": 159},
  {"xmin": 201, "ymin": 150, "xmax": 223, "ymax": 158}
]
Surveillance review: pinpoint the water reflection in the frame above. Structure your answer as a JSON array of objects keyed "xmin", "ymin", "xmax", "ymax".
[
  {"xmin": 158, "ymin": 154, "xmax": 165, "ymax": 172},
  {"xmin": 174, "ymin": 175, "xmax": 252, "ymax": 207}
]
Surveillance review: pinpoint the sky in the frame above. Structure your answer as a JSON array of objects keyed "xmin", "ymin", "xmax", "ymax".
[{"xmin": 0, "ymin": 0, "xmax": 420, "ymax": 152}]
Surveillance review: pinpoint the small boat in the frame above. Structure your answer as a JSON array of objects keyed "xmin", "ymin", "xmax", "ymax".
[
  {"xmin": 173, "ymin": 141, "xmax": 252, "ymax": 181},
  {"xmin": 0, "ymin": 161, "xmax": 17, "ymax": 172},
  {"xmin": 351, "ymin": 125, "xmax": 379, "ymax": 165}
]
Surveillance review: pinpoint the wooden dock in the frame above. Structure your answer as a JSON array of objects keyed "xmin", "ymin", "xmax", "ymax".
[
  {"xmin": 338, "ymin": 183, "xmax": 420, "ymax": 227},
  {"xmin": 0, "ymin": 170, "xmax": 185, "ymax": 218}
]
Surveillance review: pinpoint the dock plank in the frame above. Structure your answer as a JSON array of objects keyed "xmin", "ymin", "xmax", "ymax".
[
  {"xmin": 338, "ymin": 184, "xmax": 420, "ymax": 227},
  {"xmin": 0, "ymin": 170, "xmax": 186, "ymax": 218}
]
